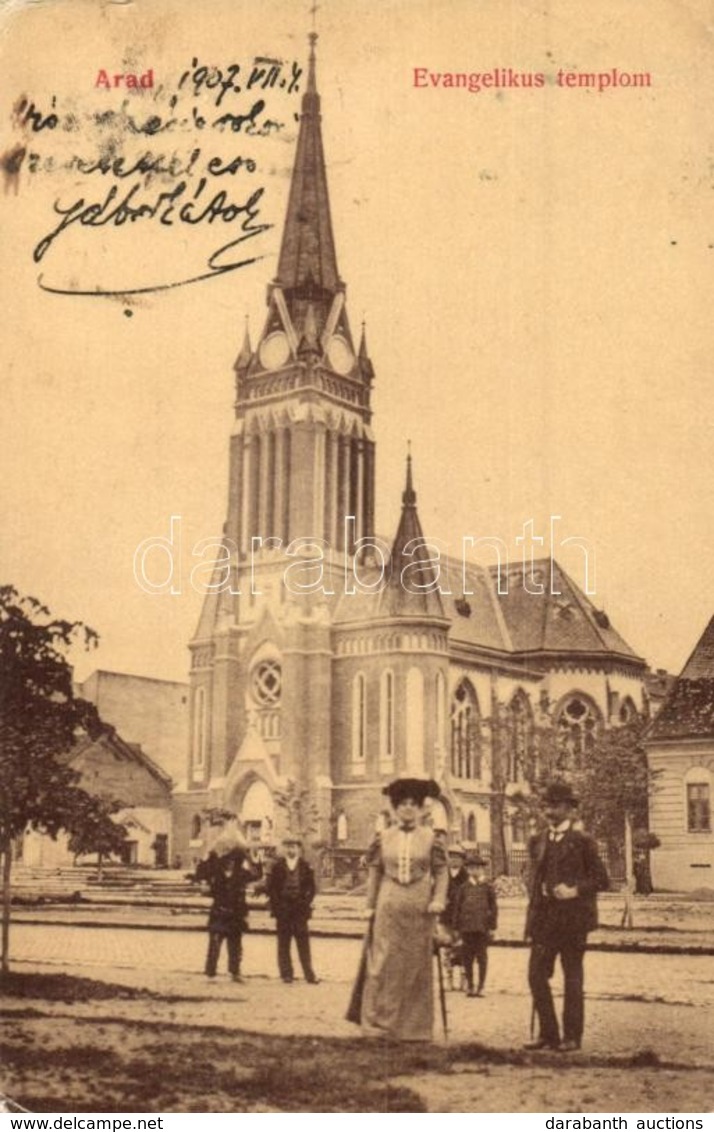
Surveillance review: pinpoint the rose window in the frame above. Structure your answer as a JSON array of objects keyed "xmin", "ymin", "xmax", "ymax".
[{"xmin": 251, "ymin": 660, "xmax": 282, "ymax": 706}]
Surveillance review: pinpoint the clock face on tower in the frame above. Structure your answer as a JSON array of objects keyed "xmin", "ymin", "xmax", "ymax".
[
  {"xmin": 326, "ymin": 334, "xmax": 354, "ymax": 375},
  {"xmin": 259, "ymin": 331, "xmax": 290, "ymax": 370}
]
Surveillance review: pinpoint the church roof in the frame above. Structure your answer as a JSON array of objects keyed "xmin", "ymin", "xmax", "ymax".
[
  {"xmin": 333, "ymin": 466, "xmax": 640, "ymax": 666},
  {"xmin": 275, "ymin": 33, "xmax": 341, "ymax": 299},
  {"xmin": 493, "ymin": 559, "xmax": 640, "ymax": 660},
  {"xmin": 648, "ymin": 616, "xmax": 714, "ymax": 740}
]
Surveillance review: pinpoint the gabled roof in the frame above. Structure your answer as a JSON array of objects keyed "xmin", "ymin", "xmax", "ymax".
[
  {"xmin": 680, "ymin": 615, "xmax": 714, "ymax": 680},
  {"xmin": 649, "ymin": 616, "xmax": 714, "ymax": 741},
  {"xmin": 71, "ymin": 726, "xmax": 173, "ymax": 789}
]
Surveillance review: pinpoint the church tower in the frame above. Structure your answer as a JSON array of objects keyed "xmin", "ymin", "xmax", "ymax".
[
  {"xmin": 174, "ymin": 34, "xmax": 377, "ymax": 855},
  {"xmin": 229, "ymin": 32, "xmax": 375, "ymax": 564}
]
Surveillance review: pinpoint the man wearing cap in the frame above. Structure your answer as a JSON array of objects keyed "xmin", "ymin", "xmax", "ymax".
[
  {"xmin": 524, "ymin": 781, "xmax": 609, "ymax": 1052},
  {"xmin": 265, "ymin": 835, "xmax": 319, "ymax": 985}
]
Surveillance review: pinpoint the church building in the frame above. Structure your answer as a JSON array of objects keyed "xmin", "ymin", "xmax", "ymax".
[{"xmin": 172, "ymin": 35, "xmax": 648, "ymax": 868}]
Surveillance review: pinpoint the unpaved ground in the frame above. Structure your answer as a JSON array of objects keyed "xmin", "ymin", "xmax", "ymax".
[
  {"xmin": 2, "ymin": 983, "xmax": 713, "ymax": 1113},
  {"xmin": 1, "ymin": 939, "xmax": 713, "ymax": 1113},
  {"xmin": 2, "ymin": 901, "xmax": 713, "ymax": 1114}
]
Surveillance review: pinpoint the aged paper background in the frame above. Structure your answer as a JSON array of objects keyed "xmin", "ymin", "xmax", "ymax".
[{"xmin": 0, "ymin": 0, "xmax": 712, "ymax": 1115}]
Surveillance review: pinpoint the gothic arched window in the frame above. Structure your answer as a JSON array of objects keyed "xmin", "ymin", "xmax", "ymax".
[
  {"xmin": 556, "ymin": 694, "xmax": 601, "ymax": 768},
  {"xmin": 380, "ymin": 669, "xmax": 395, "ymax": 767},
  {"xmin": 450, "ymin": 679, "xmax": 481, "ymax": 779},
  {"xmin": 192, "ymin": 686, "xmax": 206, "ymax": 776},
  {"xmin": 619, "ymin": 696, "xmax": 638, "ymax": 725},
  {"xmin": 352, "ymin": 672, "xmax": 367, "ymax": 768}
]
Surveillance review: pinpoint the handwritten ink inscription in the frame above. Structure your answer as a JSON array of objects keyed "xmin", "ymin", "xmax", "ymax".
[{"xmin": 8, "ymin": 56, "xmax": 303, "ymax": 296}]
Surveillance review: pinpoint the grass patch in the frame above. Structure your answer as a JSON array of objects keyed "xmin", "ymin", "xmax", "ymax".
[
  {"xmin": 0, "ymin": 972, "xmax": 160, "ymax": 1002},
  {"xmin": 0, "ymin": 973, "xmax": 707, "ymax": 1113}
]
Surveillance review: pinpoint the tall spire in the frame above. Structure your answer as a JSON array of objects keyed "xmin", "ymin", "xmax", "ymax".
[
  {"xmin": 275, "ymin": 33, "xmax": 341, "ymax": 298},
  {"xmin": 382, "ymin": 451, "xmax": 445, "ymax": 617}
]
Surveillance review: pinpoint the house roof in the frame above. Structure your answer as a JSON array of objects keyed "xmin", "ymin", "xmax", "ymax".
[
  {"xmin": 680, "ymin": 615, "xmax": 714, "ymax": 680},
  {"xmin": 649, "ymin": 616, "xmax": 714, "ymax": 741},
  {"xmin": 71, "ymin": 727, "xmax": 173, "ymax": 789}
]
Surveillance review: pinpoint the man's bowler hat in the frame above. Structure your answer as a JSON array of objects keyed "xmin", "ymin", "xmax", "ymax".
[{"xmin": 543, "ymin": 781, "xmax": 579, "ymax": 807}]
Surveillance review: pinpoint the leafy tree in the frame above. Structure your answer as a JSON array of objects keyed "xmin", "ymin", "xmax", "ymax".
[
  {"xmin": 274, "ymin": 778, "xmax": 320, "ymax": 843},
  {"xmin": 0, "ymin": 585, "xmax": 124, "ymax": 971},
  {"xmin": 67, "ymin": 793, "xmax": 128, "ymax": 881},
  {"xmin": 485, "ymin": 700, "xmax": 510, "ymax": 876},
  {"xmin": 507, "ymin": 709, "xmax": 658, "ymax": 925},
  {"xmin": 567, "ymin": 720, "xmax": 652, "ymax": 842}
]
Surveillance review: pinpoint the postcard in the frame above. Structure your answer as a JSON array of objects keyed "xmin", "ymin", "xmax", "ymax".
[{"xmin": 1, "ymin": 0, "xmax": 712, "ymax": 1116}]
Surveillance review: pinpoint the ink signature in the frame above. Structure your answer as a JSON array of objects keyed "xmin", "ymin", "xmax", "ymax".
[{"xmin": 34, "ymin": 180, "xmax": 272, "ymax": 295}]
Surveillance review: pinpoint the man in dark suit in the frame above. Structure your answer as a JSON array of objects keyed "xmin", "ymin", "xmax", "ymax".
[
  {"xmin": 204, "ymin": 843, "xmax": 258, "ymax": 982},
  {"xmin": 265, "ymin": 834, "xmax": 319, "ymax": 984},
  {"xmin": 524, "ymin": 781, "xmax": 609, "ymax": 1052}
]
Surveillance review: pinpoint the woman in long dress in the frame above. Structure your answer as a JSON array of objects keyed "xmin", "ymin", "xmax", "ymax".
[{"xmin": 359, "ymin": 776, "xmax": 448, "ymax": 1042}]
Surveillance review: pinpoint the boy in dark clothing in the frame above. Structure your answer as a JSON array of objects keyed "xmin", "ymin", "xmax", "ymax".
[
  {"xmin": 442, "ymin": 844, "xmax": 469, "ymax": 990},
  {"xmin": 453, "ymin": 852, "xmax": 498, "ymax": 997},
  {"xmin": 204, "ymin": 845, "xmax": 257, "ymax": 982},
  {"xmin": 265, "ymin": 835, "xmax": 319, "ymax": 984}
]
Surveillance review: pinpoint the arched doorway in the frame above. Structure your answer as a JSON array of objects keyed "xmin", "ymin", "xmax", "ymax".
[{"xmin": 239, "ymin": 779, "xmax": 275, "ymax": 845}]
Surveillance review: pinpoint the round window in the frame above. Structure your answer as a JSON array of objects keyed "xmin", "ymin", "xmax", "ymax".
[{"xmin": 251, "ymin": 660, "xmax": 282, "ymax": 706}]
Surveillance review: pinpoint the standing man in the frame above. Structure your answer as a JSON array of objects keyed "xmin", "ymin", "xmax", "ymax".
[
  {"xmin": 204, "ymin": 838, "xmax": 258, "ymax": 983},
  {"xmin": 266, "ymin": 834, "xmax": 320, "ymax": 984},
  {"xmin": 524, "ymin": 781, "xmax": 609, "ymax": 1052}
]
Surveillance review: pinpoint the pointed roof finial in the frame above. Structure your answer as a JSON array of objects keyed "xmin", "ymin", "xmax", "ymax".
[
  {"xmin": 307, "ymin": 29, "xmax": 318, "ymax": 95},
  {"xmin": 403, "ymin": 442, "xmax": 416, "ymax": 507}
]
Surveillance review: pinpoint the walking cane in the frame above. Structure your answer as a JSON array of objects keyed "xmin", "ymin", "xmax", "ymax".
[{"xmin": 435, "ymin": 938, "xmax": 449, "ymax": 1041}]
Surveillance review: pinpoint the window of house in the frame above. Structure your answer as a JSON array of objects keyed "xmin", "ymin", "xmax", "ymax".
[{"xmin": 687, "ymin": 782, "xmax": 711, "ymax": 833}]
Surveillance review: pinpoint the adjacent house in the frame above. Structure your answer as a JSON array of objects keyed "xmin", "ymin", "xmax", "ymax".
[{"xmin": 646, "ymin": 616, "xmax": 714, "ymax": 890}]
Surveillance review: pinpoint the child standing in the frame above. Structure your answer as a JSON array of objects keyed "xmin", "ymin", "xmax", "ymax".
[{"xmin": 453, "ymin": 852, "xmax": 498, "ymax": 997}]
